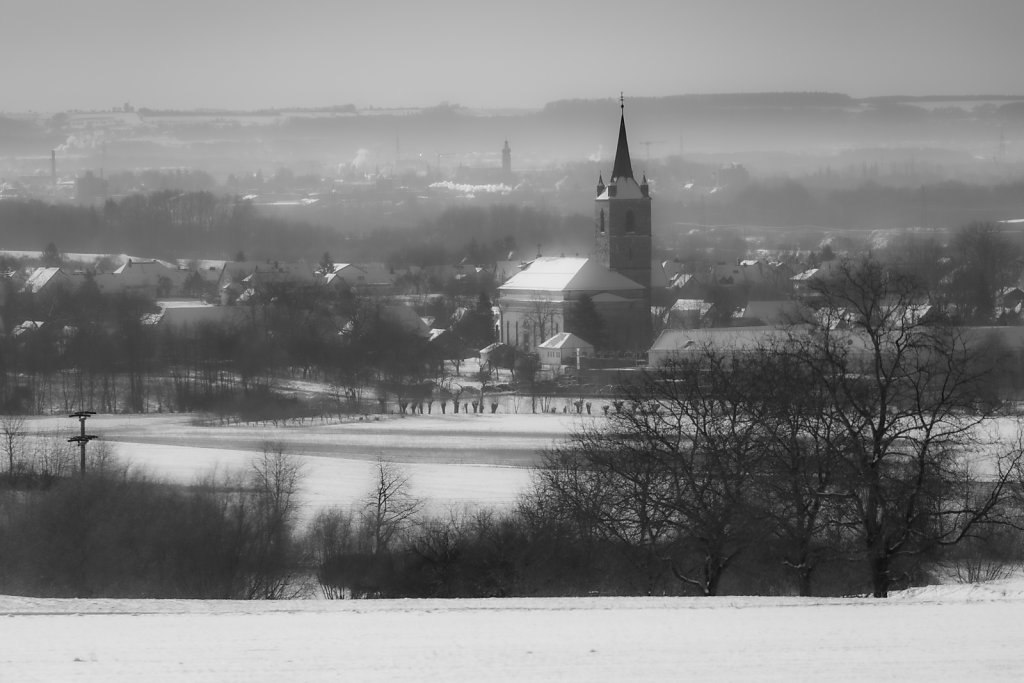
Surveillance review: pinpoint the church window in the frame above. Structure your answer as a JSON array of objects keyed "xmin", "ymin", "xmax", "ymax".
[
  {"xmin": 599, "ymin": 209, "xmax": 605, "ymax": 234},
  {"xmin": 625, "ymin": 210, "xmax": 635, "ymax": 233}
]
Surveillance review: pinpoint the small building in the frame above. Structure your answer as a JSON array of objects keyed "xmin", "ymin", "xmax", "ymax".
[
  {"xmin": 648, "ymin": 327, "xmax": 792, "ymax": 366},
  {"xmin": 664, "ymin": 299, "xmax": 713, "ymax": 329},
  {"xmin": 141, "ymin": 299, "xmax": 245, "ymax": 333},
  {"xmin": 999, "ymin": 286, "xmax": 1024, "ymax": 311},
  {"xmin": 377, "ymin": 303, "xmax": 431, "ymax": 338},
  {"xmin": 94, "ymin": 259, "xmax": 189, "ymax": 297},
  {"xmin": 219, "ymin": 260, "xmax": 316, "ymax": 303},
  {"xmin": 480, "ymin": 342, "xmax": 516, "ymax": 370},
  {"xmin": 537, "ymin": 332, "xmax": 594, "ymax": 367},
  {"xmin": 23, "ymin": 267, "xmax": 78, "ymax": 296},
  {"xmin": 324, "ymin": 263, "xmax": 394, "ymax": 294}
]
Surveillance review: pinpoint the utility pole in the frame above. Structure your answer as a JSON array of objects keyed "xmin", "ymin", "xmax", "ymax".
[{"xmin": 68, "ymin": 411, "xmax": 98, "ymax": 476}]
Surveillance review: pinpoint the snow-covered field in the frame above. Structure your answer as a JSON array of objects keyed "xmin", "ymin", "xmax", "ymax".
[
  {"xmin": 11, "ymin": 412, "xmax": 1024, "ymax": 681},
  {"xmin": 24, "ymin": 412, "xmax": 587, "ymax": 516},
  {"xmin": 2, "ymin": 581, "xmax": 1024, "ymax": 681}
]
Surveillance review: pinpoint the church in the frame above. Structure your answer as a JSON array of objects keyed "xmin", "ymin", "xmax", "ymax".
[{"xmin": 498, "ymin": 99, "xmax": 653, "ymax": 352}]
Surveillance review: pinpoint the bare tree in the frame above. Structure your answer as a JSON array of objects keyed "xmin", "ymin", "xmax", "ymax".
[
  {"xmin": 304, "ymin": 507, "xmax": 359, "ymax": 599},
  {"xmin": 1, "ymin": 414, "xmax": 26, "ymax": 475},
  {"xmin": 245, "ymin": 442, "xmax": 304, "ymax": 599},
  {"xmin": 533, "ymin": 346, "xmax": 770, "ymax": 596},
  {"xmin": 519, "ymin": 295, "xmax": 562, "ymax": 349},
  {"xmin": 746, "ymin": 345, "xmax": 851, "ymax": 596},
  {"xmin": 793, "ymin": 257, "xmax": 1023, "ymax": 597},
  {"xmin": 362, "ymin": 459, "xmax": 422, "ymax": 556}
]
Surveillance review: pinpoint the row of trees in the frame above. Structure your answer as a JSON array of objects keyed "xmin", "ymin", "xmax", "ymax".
[
  {"xmin": 685, "ymin": 179, "xmax": 1024, "ymax": 235},
  {"xmin": 0, "ymin": 194, "xmax": 579, "ymax": 269},
  {"xmin": 0, "ymin": 271, "xmax": 499, "ymax": 417},
  {"xmin": 536, "ymin": 259, "xmax": 1024, "ymax": 597}
]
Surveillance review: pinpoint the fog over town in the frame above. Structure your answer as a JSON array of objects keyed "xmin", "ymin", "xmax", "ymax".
[{"xmin": 2, "ymin": 1, "xmax": 1024, "ymax": 681}]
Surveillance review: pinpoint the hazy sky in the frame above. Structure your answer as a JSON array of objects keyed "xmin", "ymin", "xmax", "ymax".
[{"xmin": 3, "ymin": 0, "xmax": 1023, "ymax": 112}]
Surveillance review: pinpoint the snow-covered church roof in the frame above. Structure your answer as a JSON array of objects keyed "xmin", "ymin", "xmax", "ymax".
[{"xmin": 498, "ymin": 257, "xmax": 644, "ymax": 293}]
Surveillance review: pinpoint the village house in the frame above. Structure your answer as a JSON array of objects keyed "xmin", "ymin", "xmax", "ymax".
[
  {"xmin": 22, "ymin": 267, "xmax": 79, "ymax": 296},
  {"xmin": 94, "ymin": 259, "xmax": 189, "ymax": 298},
  {"xmin": 218, "ymin": 260, "xmax": 316, "ymax": 304},
  {"xmin": 323, "ymin": 262, "xmax": 395, "ymax": 295}
]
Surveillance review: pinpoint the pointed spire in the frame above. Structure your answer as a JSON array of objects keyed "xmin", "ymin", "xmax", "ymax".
[
  {"xmin": 596, "ymin": 173, "xmax": 605, "ymax": 196},
  {"xmin": 611, "ymin": 94, "xmax": 634, "ymax": 181}
]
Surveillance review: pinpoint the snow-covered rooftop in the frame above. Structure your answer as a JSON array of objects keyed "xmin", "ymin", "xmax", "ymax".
[
  {"xmin": 499, "ymin": 257, "xmax": 643, "ymax": 293},
  {"xmin": 537, "ymin": 332, "xmax": 593, "ymax": 350}
]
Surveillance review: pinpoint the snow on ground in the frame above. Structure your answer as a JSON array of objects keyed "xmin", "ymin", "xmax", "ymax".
[
  {"xmin": 119, "ymin": 442, "xmax": 533, "ymax": 520},
  {"xmin": 2, "ymin": 581, "xmax": 1024, "ymax": 682},
  {"xmin": 11, "ymin": 412, "xmax": 1024, "ymax": 679},
  {"xmin": 24, "ymin": 412, "xmax": 583, "ymax": 516},
  {"xmin": 24, "ymin": 410, "xmax": 1024, "ymax": 517}
]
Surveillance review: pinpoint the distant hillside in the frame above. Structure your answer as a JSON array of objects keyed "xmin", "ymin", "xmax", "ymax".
[{"xmin": 2, "ymin": 92, "xmax": 1023, "ymax": 179}]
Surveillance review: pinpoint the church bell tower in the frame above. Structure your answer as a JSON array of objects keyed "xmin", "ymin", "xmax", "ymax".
[{"xmin": 594, "ymin": 96, "xmax": 651, "ymax": 290}]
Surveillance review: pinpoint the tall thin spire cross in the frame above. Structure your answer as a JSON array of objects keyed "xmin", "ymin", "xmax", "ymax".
[{"xmin": 611, "ymin": 93, "xmax": 634, "ymax": 181}]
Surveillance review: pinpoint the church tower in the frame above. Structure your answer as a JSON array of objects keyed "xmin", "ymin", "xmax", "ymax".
[
  {"xmin": 592, "ymin": 96, "xmax": 652, "ymax": 350},
  {"xmin": 594, "ymin": 97, "xmax": 651, "ymax": 291}
]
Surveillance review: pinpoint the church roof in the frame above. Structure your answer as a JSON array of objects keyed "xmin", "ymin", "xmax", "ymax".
[
  {"xmin": 499, "ymin": 257, "xmax": 644, "ymax": 293},
  {"xmin": 611, "ymin": 109, "xmax": 634, "ymax": 182}
]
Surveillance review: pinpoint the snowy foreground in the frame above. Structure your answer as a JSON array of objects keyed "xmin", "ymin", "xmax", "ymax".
[
  {"xmin": 2, "ymin": 581, "xmax": 1024, "ymax": 682},
  {"xmin": 12, "ymin": 413, "xmax": 1024, "ymax": 680}
]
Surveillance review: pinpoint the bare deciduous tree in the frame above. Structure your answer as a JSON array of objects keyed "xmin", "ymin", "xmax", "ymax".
[
  {"xmin": 793, "ymin": 257, "xmax": 1024, "ymax": 597},
  {"xmin": 1, "ymin": 414, "xmax": 26, "ymax": 475},
  {"xmin": 362, "ymin": 459, "xmax": 422, "ymax": 556},
  {"xmin": 245, "ymin": 442, "xmax": 304, "ymax": 599}
]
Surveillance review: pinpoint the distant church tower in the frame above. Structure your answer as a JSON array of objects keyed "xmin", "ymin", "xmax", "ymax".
[
  {"xmin": 594, "ymin": 96, "xmax": 652, "ymax": 292},
  {"xmin": 501, "ymin": 140, "xmax": 512, "ymax": 179}
]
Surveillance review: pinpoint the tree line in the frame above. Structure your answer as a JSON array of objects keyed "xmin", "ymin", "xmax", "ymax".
[
  {"xmin": 0, "ymin": 277, "xmax": 497, "ymax": 419},
  {"xmin": 682, "ymin": 179, "xmax": 1024, "ymax": 233},
  {"xmin": 0, "ymin": 193, "xmax": 576, "ymax": 267}
]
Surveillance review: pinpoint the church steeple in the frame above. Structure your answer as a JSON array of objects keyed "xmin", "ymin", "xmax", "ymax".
[
  {"xmin": 610, "ymin": 93, "xmax": 634, "ymax": 182},
  {"xmin": 589, "ymin": 94, "xmax": 653, "ymax": 351}
]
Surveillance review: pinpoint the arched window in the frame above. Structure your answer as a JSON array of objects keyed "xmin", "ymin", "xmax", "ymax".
[
  {"xmin": 625, "ymin": 210, "xmax": 635, "ymax": 233},
  {"xmin": 599, "ymin": 209, "xmax": 605, "ymax": 234}
]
